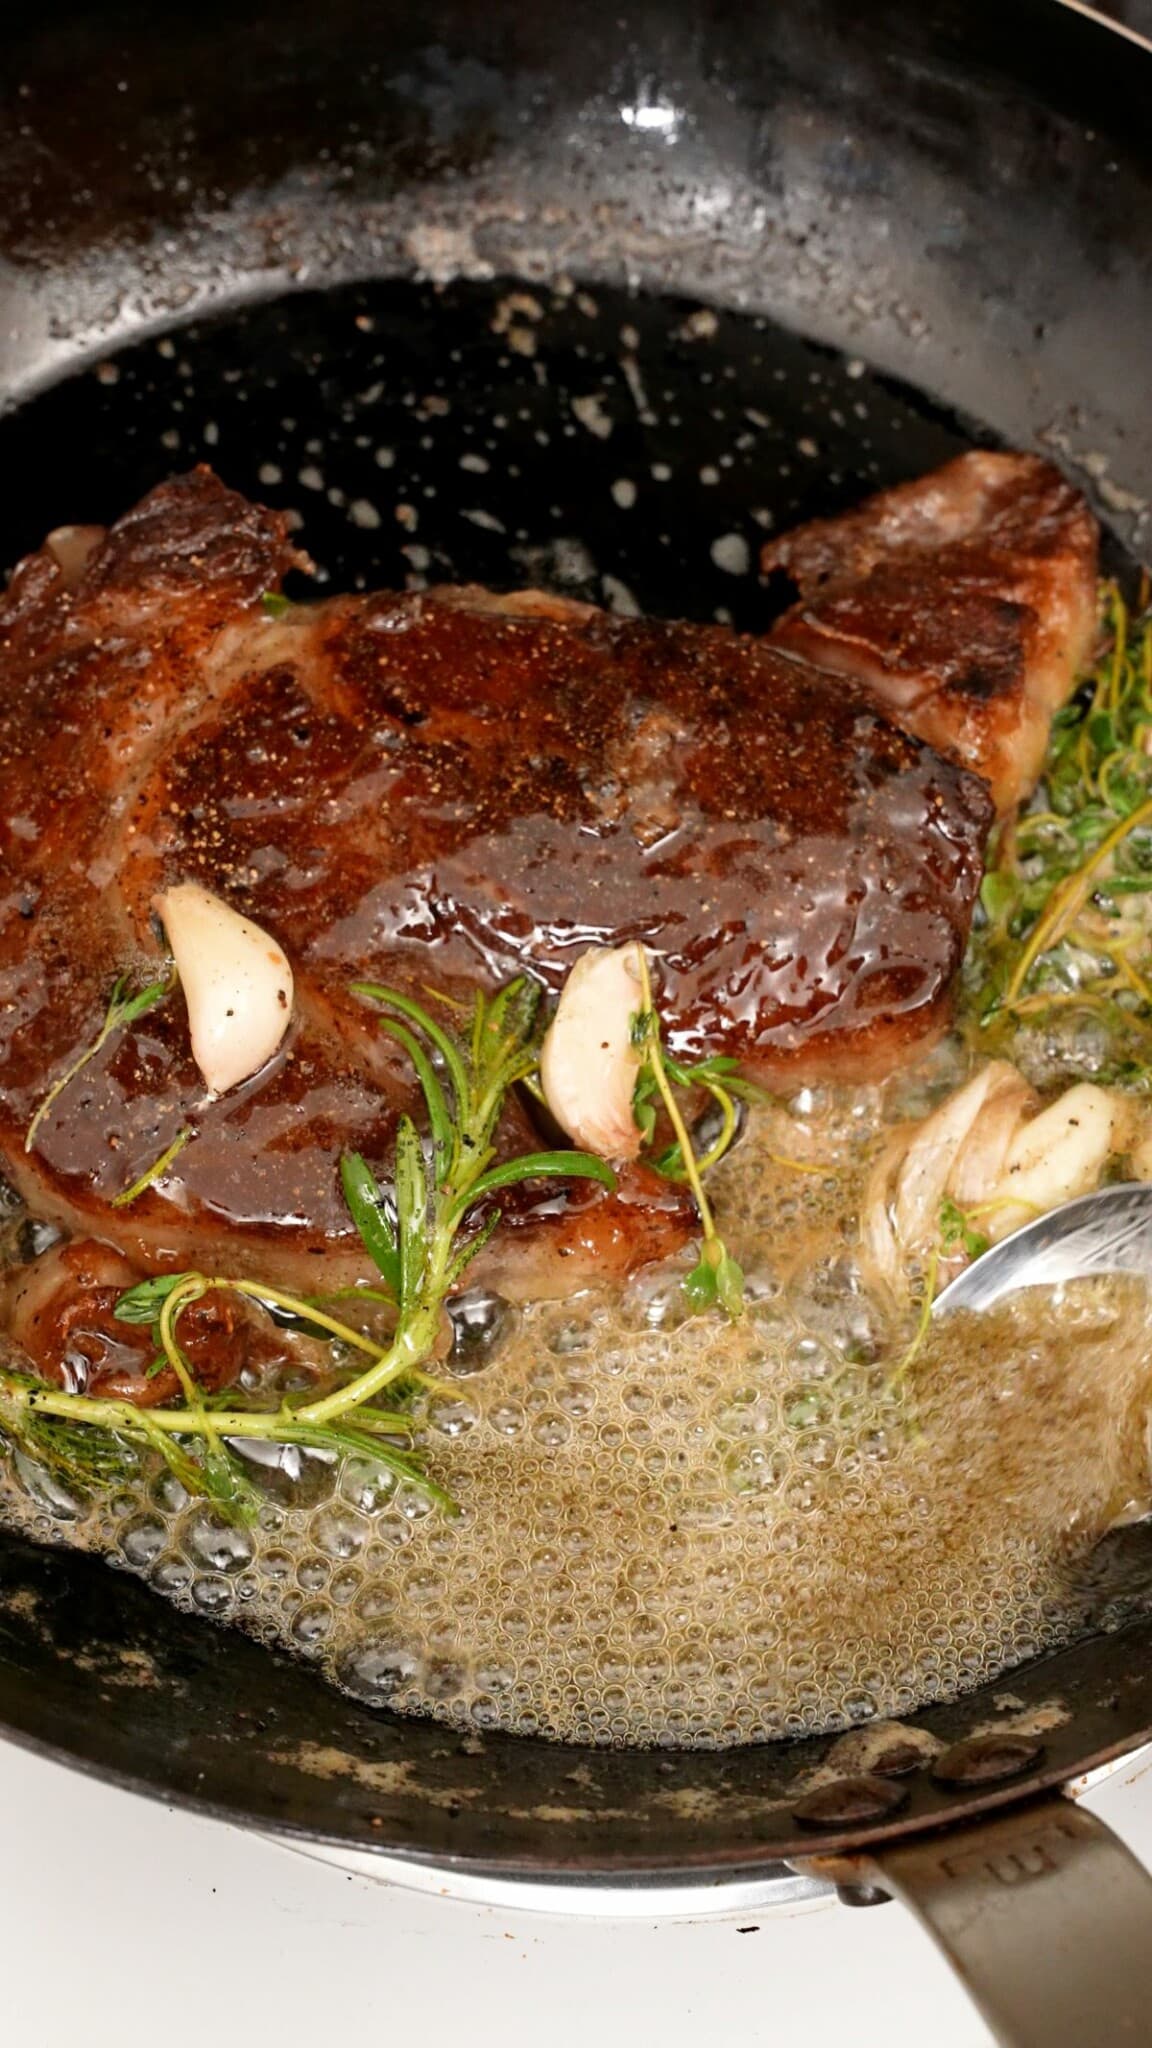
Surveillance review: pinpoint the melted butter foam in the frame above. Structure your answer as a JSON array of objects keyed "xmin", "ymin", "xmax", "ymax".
[{"xmin": 4, "ymin": 1074, "xmax": 1152, "ymax": 1749}]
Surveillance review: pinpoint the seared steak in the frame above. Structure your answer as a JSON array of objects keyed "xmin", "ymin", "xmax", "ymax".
[
  {"xmin": 1, "ymin": 458, "xmax": 1082, "ymax": 1306},
  {"xmin": 764, "ymin": 451, "xmax": 1099, "ymax": 812}
]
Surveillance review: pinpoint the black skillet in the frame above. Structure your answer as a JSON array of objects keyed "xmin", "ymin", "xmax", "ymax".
[{"xmin": 2, "ymin": 2, "xmax": 1152, "ymax": 2039}]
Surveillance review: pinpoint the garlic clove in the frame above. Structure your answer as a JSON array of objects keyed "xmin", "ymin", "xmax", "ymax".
[
  {"xmin": 945, "ymin": 1064, "xmax": 1037, "ymax": 1212},
  {"xmin": 154, "ymin": 881, "xmax": 294, "ymax": 1097},
  {"xmin": 986, "ymin": 1082, "xmax": 1132, "ymax": 1239},
  {"xmin": 889, "ymin": 1060, "xmax": 1016, "ymax": 1253},
  {"xmin": 539, "ymin": 943, "xmax": 647, "ymax": 1160}
]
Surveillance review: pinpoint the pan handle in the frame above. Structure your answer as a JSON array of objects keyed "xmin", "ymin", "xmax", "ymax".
[{"xmin": 859, "ymin": 1794, "xmax": 1152, "ymax": 2048}]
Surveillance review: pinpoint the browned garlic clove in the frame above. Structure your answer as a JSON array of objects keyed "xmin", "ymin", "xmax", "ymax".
[
  {"xmin": 154, "ymin": 881, "xmax": 294, "ymax": 1097},
  {"xmin": 539, "ymin": 943, "xmax": 647, "ymax": 1160}
]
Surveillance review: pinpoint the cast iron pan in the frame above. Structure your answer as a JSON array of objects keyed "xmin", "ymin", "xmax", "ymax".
[{"xmin": 2, "ymin": 3, "xmax": 1152, "ymax": 2039}]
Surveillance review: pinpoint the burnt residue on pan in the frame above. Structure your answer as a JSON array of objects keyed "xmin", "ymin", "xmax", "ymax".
[{"xmin": 0, "ymin": 1526, "xmax": 1150, "ymax": 1867}]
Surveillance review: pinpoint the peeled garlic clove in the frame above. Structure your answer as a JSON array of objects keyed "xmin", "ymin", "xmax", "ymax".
[
  {"xmin": 986, "ymin": 1082, "xmax": 1129, "ymax": 1240},
  {"xmin": 946, "ymin": 1064, "xmax": 1037, "ymax": 1211},
  {"xmin": 861, "ymin": 1058, "xmax": 1033, "ymax": 1294},
  {"xmin": 155, "ymin": 881, "xmax": 294, "ymax": 1097},
  {"xmin": 539, "ymin": 943, "xmax": 646, "ymax": 1160},
  {"xmin": 889, "ymin": 1061, "xmax": 1012, "ymax": 1253}
]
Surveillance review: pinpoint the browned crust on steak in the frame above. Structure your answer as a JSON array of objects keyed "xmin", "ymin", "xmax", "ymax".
[
  {"xmin": 0, "ymin": 467, "xmax": 992, "ymax": 1300},
  {"xmin": 763, "ymin": 452, "xmax": 1099, "ymax": 812}
]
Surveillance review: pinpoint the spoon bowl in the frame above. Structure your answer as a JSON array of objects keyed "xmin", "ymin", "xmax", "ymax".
[{"xmin": 932, "ymin": 1180, "xmax": 1152, "ymax": 1317}]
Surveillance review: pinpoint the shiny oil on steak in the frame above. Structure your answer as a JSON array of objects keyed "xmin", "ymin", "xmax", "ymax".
[
  {"xmin": 0, "ymin": 464, "xmax": 1017, "ymax": 1307},
  {"xmin": 0, "ymin": 444, "xmax": 1125, "ymax": 1753}
]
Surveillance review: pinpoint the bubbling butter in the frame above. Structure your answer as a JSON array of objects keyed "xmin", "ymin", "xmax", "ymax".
[{"xmin": 4, "ymin": 1077, "xmax": 1151, "ymax": 1750}]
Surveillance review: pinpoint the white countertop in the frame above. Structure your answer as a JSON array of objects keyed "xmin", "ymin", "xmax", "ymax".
[{"xmin": 7, "ymin": 1728, "xmax": 1152, "ymax": 2047}]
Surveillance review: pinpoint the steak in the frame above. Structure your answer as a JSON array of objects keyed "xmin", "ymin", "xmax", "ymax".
[
  {"xmin": 764, "ymin": 451, "xmax": 1099, "ymax": 812},
  {"xmin": 0, "ymin": 460, "xmax": 1070, "ymax": 1310}
]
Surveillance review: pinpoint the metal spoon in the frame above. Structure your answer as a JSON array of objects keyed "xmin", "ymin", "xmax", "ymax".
[{"xmin": 933, "ymin": 1180, "xmax": 1152, "ymax": 1317}]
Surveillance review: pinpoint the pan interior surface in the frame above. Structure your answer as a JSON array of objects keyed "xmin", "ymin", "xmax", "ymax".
[
  {"xmin": 2, "ymin": 275, "xmax": 1152, "ymax": 1859},
  {"xmin": 0, "ymin": 275, "xmax": 976, "ymax": 623},
  {"xmin": 1, "ymin": 0, "xmax": 1152, "ymax": 1874}
]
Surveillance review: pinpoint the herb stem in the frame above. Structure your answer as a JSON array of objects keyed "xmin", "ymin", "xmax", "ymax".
[
  {"xmin": 158, "ymin": 1277, "xmax": 209, "ymax": 1409},
  {"xmin": 634, "ymin": 948, "xmax": 718, "ymax": 1244},
  {"xmin": 890, "ymin": 1248, "xmax": 940, "ymax": 1385},
  {"xmin": 1111, "ymin": 946, "xmax": 1152, "ymax": 1008},
  {"xmin": 112, "ymin": 1124, "xmax": 194, "ymax": 1208},
  {"xmin": 295, "ymin": 1299, "xmax": 442, "ymax": 1427},
  {"xmin": 691, "ymin": 1084, "xmax": 737, "ymax": 1176},
  {"xmin": 25, "ymin": 971, "xmax": 174, "ymax": 1156},
  {"xmin": 1002, "ymin": 791, "xmax": 1152, "ymax": 1010},
  {"xmin": 13, "ymin": 1382, "xmax": 405, "ymax": 1449},
  {"xmin": 225, "ymin": 1280, "xmax": 404, "ymax": 1367},
  {"xmin": 765, "ymin": 1149, "xmax": 828, "ymax": 1176}
]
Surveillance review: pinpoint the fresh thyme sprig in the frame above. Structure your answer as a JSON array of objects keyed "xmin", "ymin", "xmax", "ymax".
[
  {"xmin": 633, "ymin": 1052, "xmax": 768, "ymax": 1178},
  {"xmin": 25, "ymin": 971, "xmax": 175, "ymax": 1156},
  {"xmin": 629, "ymin": 949, "xmax": 748, "ymax": 1318},
  {"xmin": 966, "ymin": 582, "xmax": 1152, "ymax": 1073},
  {"xmin": 0, "ymin": 978, "xmax": 614, "ymax": 1522}
]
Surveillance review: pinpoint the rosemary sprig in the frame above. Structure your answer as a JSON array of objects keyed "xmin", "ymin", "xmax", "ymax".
[
  {"xmin": 307, "ymin": 976, "xmax": 615, "ymax": 1424},
  {"xmin": 629, "ymin": 949, "xmax": 747, "ymax": 1318},
  {"xmin": 0, "ymin": 979, "xmax": 614, "ymax": 1521},
  {"xmin": 25, "ymin": 971, "xmax": 174, "ymax": 1156}
]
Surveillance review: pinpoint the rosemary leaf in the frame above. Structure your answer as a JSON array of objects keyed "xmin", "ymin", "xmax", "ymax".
[
  {"xmin": 452, "ymin": 1148, "xmax": 615, "ymax": 1218},
  {"xmin": 371, "ymin": 1016, "xmax": 454, "ymax": 1178},
  {"xmin": 339, "ymin": 1152, "xmax": 401, "ymax": 1298},
  {"xmin": 393, "ymin": 1114, "xmax": 430, "ymax": 1310}
]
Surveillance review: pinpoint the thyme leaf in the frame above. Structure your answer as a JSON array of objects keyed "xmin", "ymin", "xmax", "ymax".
[
  {"xmin": 938, "ymin": 1196, "xmax": 990, "ymax": 1264},
  {"xmin": 965, "ymin": 584, "xmax": 1152, "ymax": 1062},
  {"xmin": 25, "ymin": 970, "xmax": 174, "ymax": 1156}
]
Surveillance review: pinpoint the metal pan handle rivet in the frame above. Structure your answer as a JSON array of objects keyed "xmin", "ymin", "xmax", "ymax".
[
  {"xmin": 931, "ymin": 1734, "xmax": 1045, "ymax": 1788},
  {"xmin": 792, "ymin": 1773, "xmax": 910, "ymax": 1829}
]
